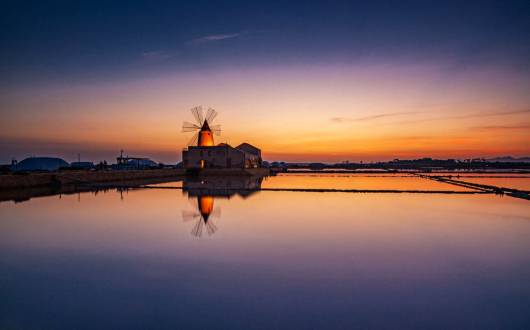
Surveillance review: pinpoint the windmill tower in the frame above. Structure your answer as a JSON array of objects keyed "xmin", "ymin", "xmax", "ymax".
[{"xmin": 182, "ymin": 106, "xmax": 221, "ymax": 147}]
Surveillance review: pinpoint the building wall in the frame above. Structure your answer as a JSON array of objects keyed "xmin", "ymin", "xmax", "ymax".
[
  {"xmin": 236, "ymin": 144, "xmax": 262, "ymax": 168},
  {"xmin": 237, "ymin": 144, "xmax": 262, "ymax": 158},
  {"xmin": 183, "ymin": 146, "xmax": 246, "ymax": 169},
  {"xmin": 241, "ymin": 152, "xmax": 261, "ymax": 168}
]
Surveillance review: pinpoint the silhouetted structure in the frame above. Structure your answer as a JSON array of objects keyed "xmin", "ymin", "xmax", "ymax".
[
  {"xmin": 115, "ymin": 150, "xmax": 157, "ymax": 169},
  {"xmin": 70, "ymin": 161, "xmax": 94, "ymax": 169},
  {"xmin": 181, "ymin": 106, "xmax": 262, "ymax": 169},
  {"xmin": 279, "ymin": 158, "xmax": 530, "ymax": 172},
  {"xmin": 182, "ymin": 106, "xmax": 221, "ymax": 147},
  {"xmin": 12, "ymin": 157, "xmax": 69, "ymax": 172}
]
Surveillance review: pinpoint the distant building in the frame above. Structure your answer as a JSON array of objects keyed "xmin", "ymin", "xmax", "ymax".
[
  {"xmin": 114, "ymin": 150, "xmax": 158, "ymax": 169},
  {"xmin": 113, "ymin": 158, "xmax": 157, "ymax": 170},
  {"xmin": 70, "ymin": 161, "xmax": 94, "ymax": 169},
  {"xmin": 12, "ymin": 157, "xmax": 69, "ymax": 172},
  {"xmin": 182, "ymin": 143, "xmax": 262, "ymax": 169}
]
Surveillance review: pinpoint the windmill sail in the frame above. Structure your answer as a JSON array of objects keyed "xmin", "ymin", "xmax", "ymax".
[
  {"xmin": 182, "ymin": 106, "xmax": 221, "ymax": 147},
  {"xmin": 190, "ymin": 106, "xmax": 204, "ymax": 126},
  {"xmin": 205, "ymin": 108, "xmax": 218, "ymax": 123},
  {"xmin": 182, "ymin": 121, "xmax": 200, "ymax": 132}
]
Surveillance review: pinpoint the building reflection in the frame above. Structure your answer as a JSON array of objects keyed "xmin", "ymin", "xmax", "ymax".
[{"xmin": 182, "ymin": 176, "xmax": 264, "ymax": 237}]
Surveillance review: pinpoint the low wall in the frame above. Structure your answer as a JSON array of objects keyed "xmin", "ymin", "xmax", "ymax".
[{"xmin": 0, "ymin": 169, "xmax": 186, "ymax": 189}]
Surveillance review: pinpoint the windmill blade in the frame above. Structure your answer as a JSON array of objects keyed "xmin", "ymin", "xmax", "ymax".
[
  {"xmin": 192, "ymin": 219, "xmax": 203, "ymax": 237},
  {"xmin": 190, "ymin": 106, "xmax": 204, "ymax": 126},
  {"xmin": 211, "ymin": 206, "xmax": 221, "ymax": 218},
  {"xmin": 206, "ymin": 220, "xmax": 218, "ymax": 236},
  {"xmin": 182, "ymin": 210, "xmax": 200, "ymax": 222},
  {"xmin": 188, "ymin": 196, "xmax": 199, "ymax": 208},
  {"xmin": 210, "ymin": 124, "xmax": 221, "ymax": 136},
  {"xmin": 205, "ymin": 108, "xmax": 218, "ymax": 124},
  {"xmin": 182, "ymin": 121, "xmax": 200, "ymax": 132},
  {"xmin": 187, "ymin": 132, "xmax": 199, "ymax": 147}
]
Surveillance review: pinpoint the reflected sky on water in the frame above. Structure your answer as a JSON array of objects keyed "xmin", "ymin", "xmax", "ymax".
[
  {"xmin": 1, "ymin": 175, "xmax": 530, "ymax": 329},
  {"xmin": 454, "ymin": 177, "xmax": 530, "ymax": 191},
  {"xmin": 262, "ymin": 173, "xmax": 476, "ymax": 191}
]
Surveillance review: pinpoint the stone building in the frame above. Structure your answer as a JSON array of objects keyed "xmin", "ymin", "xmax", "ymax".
[{"xmin": 182, "ymin": 143, "xmax": 261, "ymax": 169}]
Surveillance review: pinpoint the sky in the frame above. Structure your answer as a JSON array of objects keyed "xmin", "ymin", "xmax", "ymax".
[{"xmin": 1, "ymin": 0, "xmax": 529, "ymax": 163}]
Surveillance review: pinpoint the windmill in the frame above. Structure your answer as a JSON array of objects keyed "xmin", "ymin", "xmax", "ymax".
[
  {"xmin": 182, "ymin": 196, "xmax": 221, "ymax": 237},
  {"xmin": 182, "ymin": 106, "xmax": 221, "ymax": 147}
]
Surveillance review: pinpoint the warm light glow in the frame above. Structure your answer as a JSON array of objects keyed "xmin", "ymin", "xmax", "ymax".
[
  {"xmin": 1, "ymin": 64, "xmax": 529, "ymax": 163},
  {"xmin": 198, "ymin": 129, "xmax": 214, "ymax": 147},
  {"xmin": 198, "ymin": 196, "xmax": 214, "ymax": 218}
]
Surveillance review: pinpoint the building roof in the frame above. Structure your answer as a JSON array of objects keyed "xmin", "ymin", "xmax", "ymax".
[{"xmin": 236, "ymin": 143, "xmax": 261, "ymax": 156}]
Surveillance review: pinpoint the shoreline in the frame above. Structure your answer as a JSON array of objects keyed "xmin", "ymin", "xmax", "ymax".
[{"xmin": 0, "ymin": 168, "xmax": 270, "ymax": 190}]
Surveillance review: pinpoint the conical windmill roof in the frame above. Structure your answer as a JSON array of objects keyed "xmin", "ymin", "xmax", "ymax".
[{"xmin": 201, "ymin": 120, "xmax": 211, "ymax": 131}]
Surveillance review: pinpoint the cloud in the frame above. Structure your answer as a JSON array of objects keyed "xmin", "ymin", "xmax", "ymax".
[
  {"xmin": 140, "ymin": 50, "xmax": 178, "ymax": 62},
  {"xmin": 189, "ymin": 33, "xmax": 242, "ymax": 44},
  {"xmin": 332, "ymin": 111, "xmax": 417, "ymax": 123},
  {"xmin": 396, "ymin": 109, "xmax": 530, "ymax": 125},
  {"xmin": 448, "ymin": 109, "xmax": 530, "ymax": 120},
  {"xmin": 471, "ymin": 124, "xmax": 530, "ymax": 131}
]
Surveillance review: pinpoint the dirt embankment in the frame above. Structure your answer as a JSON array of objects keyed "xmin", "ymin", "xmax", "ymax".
[{"xmin": 0, "ymin": 169, "xmax": 186, "ymax": 189}]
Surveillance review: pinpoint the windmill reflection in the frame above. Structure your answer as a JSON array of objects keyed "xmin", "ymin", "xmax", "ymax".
[
  {"xmin": 182, "ymin": 175, "xmax": 264, "ymax": 237},
  {"xmin": 182, "ymin": 195, "xmax": 221, "ymax": 237}
]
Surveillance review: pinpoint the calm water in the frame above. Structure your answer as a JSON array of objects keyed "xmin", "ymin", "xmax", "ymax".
[
  {"xmin": 1, "ymin": 175, "xmax": 530, "ymax": 329},
  {"xmin": 422, "ymin": 173, "xmax": 530, "ymax": 191},
  {"xmin": 261, "ymin": 173, "xmax": 475, "ymax": 191},
  {"xmin": 456, "ymin": 177, "xmax": 530, "ymax": 191}
]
